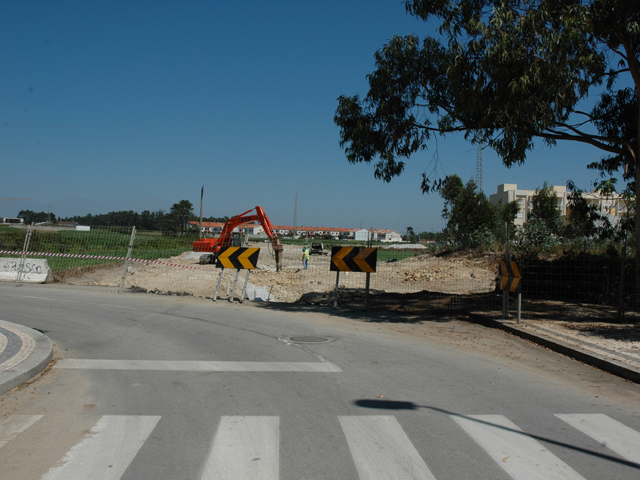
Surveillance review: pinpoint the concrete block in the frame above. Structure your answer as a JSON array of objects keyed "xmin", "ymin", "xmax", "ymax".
[
  {"xmin": 0, "ymin": 258, "xmax": 54, "ymax": 283},
  {"xmin": 243, "ymin": 283, "xmax": 274, "ymax": 302}
]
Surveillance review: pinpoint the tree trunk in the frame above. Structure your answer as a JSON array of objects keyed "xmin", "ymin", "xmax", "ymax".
[
  {"xmin": 636, "ymin": 88, "xmax": 640, "ymax": 308},
  {"xmin": 627, "ymin": 163, "xmax": 640, "ymax": 307}
]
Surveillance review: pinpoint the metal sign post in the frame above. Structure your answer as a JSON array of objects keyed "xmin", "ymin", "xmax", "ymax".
[
  {"xmin": 230, "ymin": 269, "xmax": 241, "ymax": 302},
  {"xmin": 330, "ymin": 247, "xmax": 377, "ymax": 309},
  {"xmin": 499, "ymin": 259, "xmax": 522, "ymax": 323},
  {"xmin": 241, "ymin": 270, "xmax": 251, "ymax": 303},
  {"xmin": 517, "ymin": 292, "xmax": 522, "ymax": 324},
  {"xmin": 15, "ymin": 227, "xmax": 32, "ymax": 287},
  {"xmin": 214, "ymin": 247, "xmax": 260, "ymax": 303},
  {"xmin": 364, "ymin": 272, "xmax": 370, "ymax": 310},
  {"xmin": 119, "ymin": 226, "xmax": 136, "ymax": 294},
  {"xmin": 214, "ymin": 269, "xmax": 224, "ymax": 301},
  {"xmin": 503, "ymin": 222, "xmax": 509, "ymax": 319}
]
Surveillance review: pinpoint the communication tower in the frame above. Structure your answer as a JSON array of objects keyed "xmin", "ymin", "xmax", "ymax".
[{"xmin": 476, "ymin": 144, "xmax": 484, "ymax": 194}]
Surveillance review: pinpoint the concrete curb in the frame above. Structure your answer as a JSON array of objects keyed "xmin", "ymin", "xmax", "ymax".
[
  {"xmin": 469, "ymin": 314, "xmax": 640, "ymax": 384},
  {"xmin": 0, "ymin": 321, "xmax": 53, "ymax": 396}
]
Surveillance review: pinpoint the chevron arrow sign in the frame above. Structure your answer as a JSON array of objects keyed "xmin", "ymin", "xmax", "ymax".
[
  {"xmin": 330, "ymin": 247, "xmax": 377, "ymax": 273},
  {"xmin": 499, "ymin": 260, "xmax": 521, "ymax": 293},
  {"xmin": 215, "ymin": 247, "xmax": 260, "ymax": 270}
]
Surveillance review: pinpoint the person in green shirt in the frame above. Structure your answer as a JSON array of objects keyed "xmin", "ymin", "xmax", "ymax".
[{"xmin": 302, "ymin": 247, "xmax": 310, "ymax": 270}]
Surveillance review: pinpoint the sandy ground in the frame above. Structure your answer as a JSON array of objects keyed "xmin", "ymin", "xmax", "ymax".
[{"xmin": 60, "ymin": 243, "xmax": 498, "ymax": 302}]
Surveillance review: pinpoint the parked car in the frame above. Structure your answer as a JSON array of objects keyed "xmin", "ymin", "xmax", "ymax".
[{"xmin": 310, "ymin": 242, "xmax": 328, "ymax": 256}]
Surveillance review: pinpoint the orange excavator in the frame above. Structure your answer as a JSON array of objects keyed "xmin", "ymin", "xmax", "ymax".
[{"xmin": 193, "ymin": 206, "xmax": 283, "ymax": 270}]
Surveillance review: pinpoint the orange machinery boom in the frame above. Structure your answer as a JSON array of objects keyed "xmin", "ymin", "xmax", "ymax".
[{"xmin": 193, "ymin": 206, "xmax": 283, "ymax": 270}]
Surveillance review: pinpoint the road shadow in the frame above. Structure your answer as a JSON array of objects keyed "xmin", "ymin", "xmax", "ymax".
[
  {"xmin": 352, "ymin": 399, "xmax": 640, "ymax": 470},
  {"xmin": 470, "ymin": 299, "xmax": 640, "ymax": 326},
  {"xmin": 253, "ymin": 288, "xmax": 505, "ymax": 325},
  {"xmin": 254, "ymin": 297, "xmax": 485, "ymax": 325}
]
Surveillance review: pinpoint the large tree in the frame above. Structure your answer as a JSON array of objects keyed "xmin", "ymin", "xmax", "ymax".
[
  {"xmin": 335, "ymin": 0, "xmax": 639, "ymax": 248},
  {"xmin": 170, "ymin": 200, "xmax": 195, "ymax": 233},
  {"xmin": 17, "ymin": 210, "xmax": 56, "ymax": 225},
  {"xmin": 529, "ymin": 182, "xmax": 562, "ymax": 231},
  {"xmin": 438, "ymin": 174, "xmax": 518, "ymax": 247}
]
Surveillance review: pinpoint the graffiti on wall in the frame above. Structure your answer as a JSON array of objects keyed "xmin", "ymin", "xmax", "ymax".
[{"xmin": 0, "ymin": 258, "xmax": 49, "ymax": 281}]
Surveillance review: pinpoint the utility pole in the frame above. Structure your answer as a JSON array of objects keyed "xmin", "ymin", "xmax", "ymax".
[
  {"xmin": 293, "ymin": 193, "xmax": 298, "ymax": 235},
  {"xmin": 476, "ymin": 144, "xmax": 484, "ymax": 194},
  {"xmin": 199, "ymin": 185, "xmax": 204, "ymax": 239}
]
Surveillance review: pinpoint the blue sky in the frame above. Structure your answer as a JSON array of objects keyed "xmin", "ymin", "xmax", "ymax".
[{"xmin": 0, "ymin": 1, "xmax": 618, "ymax": 233}]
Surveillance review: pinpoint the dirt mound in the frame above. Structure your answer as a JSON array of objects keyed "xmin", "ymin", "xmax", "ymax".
[{"xmin": 59, "ymin": 245, "xmax": 499, "ymax": 302}]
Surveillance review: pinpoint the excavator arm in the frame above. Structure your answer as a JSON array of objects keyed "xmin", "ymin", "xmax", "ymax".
[{"xmin": 193, "ymin": 206, "xmax": 283, "ymax": 271}]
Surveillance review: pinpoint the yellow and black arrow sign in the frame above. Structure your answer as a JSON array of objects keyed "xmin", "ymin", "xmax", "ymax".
[
  {"xmin": 330, "ymin": 247, "xmax": 377, "ymax": 273},
  {"xmin": 216, "ymin": 247, "xmax": 260, "ymax": 270},
  {"xmin": 499, "ymin": 260, "xmax": 521, "ymax": 293}
]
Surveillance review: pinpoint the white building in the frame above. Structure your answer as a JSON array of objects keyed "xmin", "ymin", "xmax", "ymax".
[
  {"xmin": 241, "ymin": 223, "xmax": 265, "ymax": 236},
  {"xmin": 376, "ymin": 229, "xmax": 403, "ymax": 242},
  {"xmin": 354, "ymin": 228, "xmax": 402, "ymax": 242},
  {"xmin": 354, "ymin": 229, "xmax": 372, "ymax": 241},
  {"xmin": 489, "ymin": 183, "xmax": 629, "ymax": 226},
  {"xmin": 0, "ymin": 218, "xmax": 24, "ymax": 224}
]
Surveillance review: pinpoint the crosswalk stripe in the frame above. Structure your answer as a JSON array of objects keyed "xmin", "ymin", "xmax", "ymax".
[
  {"xmin": 339, "ymin": 415, "xmax": 436, "ymax": 480},
  {"xmin": 3, "ymin": 412, "xmax": 639, "ymax": 479},
  {"xmin": 555, "ymin": 414, "xmax": 640, "ymax": 466},
  {"xmin": 201, "ymin": 416, "xmax": 279, "ymax": 480},
  {"xmin": 0, "ymin": 415, "xmax": 43, "ymax": 449},
  {"xmin": 55, "ymin": 359, "xmax": 342, "ymax": 372},
  {"xmin": 453, "ymin": 414, "xmax": 586, "ymax": 480},
  {"xmin": 40, "ymin": 415, "xmax": 160, "ymax": 480}
]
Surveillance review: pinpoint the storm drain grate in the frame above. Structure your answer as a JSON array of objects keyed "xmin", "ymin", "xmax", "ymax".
[{"xmin": 288, "ymin": 336, "xmax": 330, "ymax": 343}]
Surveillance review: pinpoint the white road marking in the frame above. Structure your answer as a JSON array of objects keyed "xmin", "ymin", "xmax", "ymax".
[
  {"xmin": 40, "ymin": 415, "xmax": 160, "ymax": 480},
  {"xmin": 453, "ymin": 414, "xmax": 586, "ymax": 480},
  {"xmin": 339, "ymin": 415, "xmax": 436, "ymax": 480},
  {"xmin": 201, "ymin": 416, "xmax": 279, "ymax": 480},
  {"xmin": 555, "ymin": 413, "xmax": 640, "ymax": 466},
  {"xmin": 0, "ymin": 294, "xmax": 143, "ymax": 311},
  {"xmin": 54, "ymin": 359, "xmax": 342, "ymax": 372},
  {"xmin": 0, "ymin": 415, "xmax": 43, "ymax": 449}
]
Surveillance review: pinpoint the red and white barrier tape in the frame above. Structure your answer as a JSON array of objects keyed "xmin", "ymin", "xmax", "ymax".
[{"xmin": 0, "ymin": 250, "xmax": 205, "ymax": 270}]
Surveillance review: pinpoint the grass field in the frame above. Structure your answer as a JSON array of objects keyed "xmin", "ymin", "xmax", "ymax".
[
  {"xmin": 278, "ymin": 237, "xmax": 426, "ymax": 262},
  {"xmin": 376, "ymin": 249, "xmax": 424, "ymax": 262},
  {"xmin": 2, "ymin": 227, "xmax": 429, "ymax": 273},
  {"xmin": 0, "ymin": 227, "xmax": 196, "ymax": 272}
]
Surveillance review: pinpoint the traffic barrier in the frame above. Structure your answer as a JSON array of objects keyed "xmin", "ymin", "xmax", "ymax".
[{"xmin": 0, "ymin": 258, "xmax": 53, "ymax": 283}]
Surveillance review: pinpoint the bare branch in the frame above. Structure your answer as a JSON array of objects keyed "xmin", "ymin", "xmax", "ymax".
[
  {"xmin": 604, "ymin": 68, "xmax": 631, "ymax": 76},
  {"xmin": 541, "ymin": 128, "xmax": 626, "ymax": 155}
]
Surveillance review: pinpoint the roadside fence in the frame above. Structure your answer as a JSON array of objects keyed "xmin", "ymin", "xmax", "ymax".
[{"xmin": 1, "ymin": 224, "xmax": 637, "ymax": 319}]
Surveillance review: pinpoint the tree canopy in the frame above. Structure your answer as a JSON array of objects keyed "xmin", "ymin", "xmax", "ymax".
[
  {"xmin": 60, "ymin": 208, "xmax": 230, "ymax": 231},
  {"xmin": 438, "ymin": 174, "xmax": 518, "ymax": 248},
  {"xmin": 529, "ymin": 182, "xmax": 562, "ymax": 231},
  {"xmin": 17, "ymin": 210, "xmax": 56, "ymax": 225},
  {"xmin": 335, "ymin": 0, "xmax": 639, "ymax": 245},
  {"xmin": 169, "ymin": 200, "xmax": 195, "ymax": 233}
]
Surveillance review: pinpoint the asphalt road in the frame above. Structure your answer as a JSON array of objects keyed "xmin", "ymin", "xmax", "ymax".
[{"xmin": 1, "ymin": 283, "xmax": 639, "ymax": 479}]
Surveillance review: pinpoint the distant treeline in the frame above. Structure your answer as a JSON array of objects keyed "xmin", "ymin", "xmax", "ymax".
[
  {"xmin": 59, "ymin": 210, "xmax": 229, "ymax": 230},
  {"xmin": 17, "ymin": 210, "xmax": 57, "ymax": 225}
]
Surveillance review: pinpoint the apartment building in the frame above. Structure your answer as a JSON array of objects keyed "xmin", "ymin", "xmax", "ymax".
[{"xmin": 489, "ymin": 183, "xmax": 628, "ymax": 226}]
